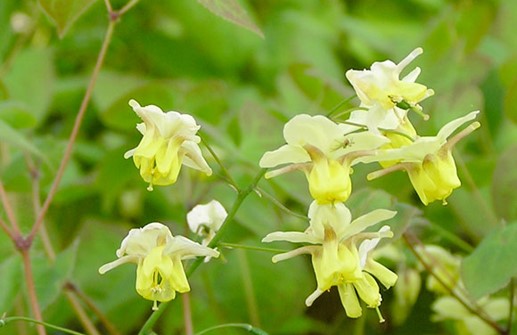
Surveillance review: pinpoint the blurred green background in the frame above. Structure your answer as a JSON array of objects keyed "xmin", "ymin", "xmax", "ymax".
[{"xmin": 1, "ymin": 0, "xmax": 517, "ymax": 334}]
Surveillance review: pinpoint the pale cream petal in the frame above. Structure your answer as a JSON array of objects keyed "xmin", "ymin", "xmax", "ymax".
[
  {"xmin": 165, "ymin": 235, "xmax": 219, "ymax": 259},
  {"xmin": 436, "ymin": 111, "xmax": 479, "ymax": 141},
  {"xmin": 98, "ymin": 255, "xmax": 140, "ymax": 274},
  {"xmin": 259, "ymin": 145, "xmax": 310, "ymax": 168},
  {"xmin": 117, "ymin": 222, "xmax": 173, "ymax": 257},
  {"xmin": 342, "ymin": 211, "xmax": 396, "ymax": 241},
  {"xmin": 283, "ymin": 114, "xmax": 347, "ymax": 154},
  {"xmin": 181, "ymin": 141, "xmax": 212, "ymax": 175},
  {"xmin": 271, "ymin": 246, "xmax": 316, "ymax": 263},
  {"xmin": 305, "ymin": 288, "xmax": 325, "ymax": 307},
  {"xmin": 262, "ymin": 231, "xmax": 320, "ymax": 244}
]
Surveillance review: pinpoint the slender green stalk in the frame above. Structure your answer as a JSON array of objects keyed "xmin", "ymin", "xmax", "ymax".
[
  {"xmin": 326, "ymin": 96, "xmax": 355, "ymax": 118},
  {"xmin": 195, "ymin": 323, "xmax": 268, "ymax": 335},
  {"xmin": 255, "ymin": 187, "xmax": 307, "ymax": 220},
  {"xmin": 138, "ymin": 169, "xmax": 267, "ymax": 335},
  {"xmin": 1, "ymin": 316, "xmax": 86, "ymax": 335},
  {"xmin": 507, "ymin": 278, "xmax": 515, "ymax": 335},
  {"xmin": 201, "ymin": 136, "xmax": 240, "ymax": 191},
  {"xmin": 426, "ymin": 223, "xmax": 474, "ymax": 253},
  {"xmin": 238, "ymin": 250, "xmax": 260, "ymax": 327},
  {"xmin": 219, "ymin": 242, "xmax": 287, "ymax": 254}
]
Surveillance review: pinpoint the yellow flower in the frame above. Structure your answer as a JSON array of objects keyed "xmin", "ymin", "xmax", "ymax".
[
  {"xmin": 124, "ymin": 99, "xmax": 212, "ymax": 191},
  {"xmin": 365, "ymin": 111, "xmax": 480, "ymax": 205},
  {"xmin": 99, "ymin": 222, "xmax": 219, "ymax": 310},
  {"xmin": 259, "ymin": 114, "xmax": 387, "ymax": 204},
  {"xmin": 263, "ymin": 202, "xmax": 397, "ymax": 319},
  {"xmin": 345, "ymin": 48, "xmax": 434, "ymax": 131}
]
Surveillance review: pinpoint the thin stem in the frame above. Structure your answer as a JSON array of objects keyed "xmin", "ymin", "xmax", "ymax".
[
  {"xmin": 63, "ymin": 291, "xmax": 100, "ymax": 335},
  {"xmin": 255, "ymin": 187, "xmax": 307, "ymax": 220},
  {"xmin": 182, "ymin": 293, "xmax": 194, "ymax": 335},
  {"xmin": 138, "ymin": 169, "xmax": 267, "ymax": 335},
  {"xmin": 0, "ymin": 217, "xmax": 15, "ymax": 241},
  {"xmin": 66, "ymin": 282, "xmax": 121, "ymax": 335},
  {"xmin": 403, "ymin": 232, "xmax": 507, "ymax": 334},
  {"xmin": 0, "ymin": 180, "xmax": 21, "ymax": 236},
  {"xmin": 426, "ymin": 223, "xmax": 474, "ymax": 253},
  {"xmin": 326, "ymin": 96, "xmax": 356, "ymax": 118},
  {"xmin": 219, "ymin": 242, "xmax": 287, "ymax": 254},
  {"xmin": 238, "ymin": 250, "xmax": 260, "ymax": 327},
  {"xmin": 118, "ymin": 0, "xmax": 140, "ymax": 16},
  {"xmin": 1, "ymin": 316, "xmax": 85, "ymax": 335},
  {"xmin": 27, "ymin": 20, "xmax": 116, "ymax": 244},
  {"xmin": 21, "ymin": 250, "xmax": 46, "ymax": 335},
  {"xmin": 103, "ymin": 0, "xmax": 113, "ymax": 12},
  {"xmin": 188, "ymin": 169, "xmax": 267, "ymax": 276},
  {"xmin": 195, "ymin": 323, "xmax": 267, "ymax": 335},
  {"xmin": 200, "ymin": 136, "xmax": 240, "ymax": 191},
  {"xmin": 507, "ymin": 278, "xmax": 515, "ymax": 335}
]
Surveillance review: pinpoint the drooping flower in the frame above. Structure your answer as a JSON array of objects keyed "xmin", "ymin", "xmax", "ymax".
[
  {"xmin": 99, "ymin": 222, "xmax": 219, "ymax": 310},
  {"xmin": 124, "ymin": 99, "xmax": 212, "ymax": 191},
  {"xmin": 187, "ymin": 200, "xmax": 227, "ymax": 262},
  {"xmin": 364, "ymin": 111, "xmax": 480, "ymax": 205},
  {"xmin": 187, "ymin": 200, "xmax": 227, "ymax": 244},
  {"xmin": 263, "ymin": 202, "xmax": 397, "ymax": 319},
  {"xmin": 345, "ymin": 48, "xmax": 434, "ymax": 131},
  {"xmin": 259, "ymin": 114, "xmax": 388, "ymax": 204},
  {"xmin": 432, "ymin": 296, "xmax": 509, "ymax": 335}
]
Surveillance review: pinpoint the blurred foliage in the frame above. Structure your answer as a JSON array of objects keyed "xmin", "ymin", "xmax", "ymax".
[{"xmin": 1, "ymin": 0, "xmax": 517, "ymax": 334}]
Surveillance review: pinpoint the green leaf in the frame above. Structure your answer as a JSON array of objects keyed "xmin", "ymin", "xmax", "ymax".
[
  {"xmin": 38, "ymin": 0, "xmax": 97, "ymax": 37},
  {"xmin": 0, "ymin": 119, "xmax": 44, "ymax": 159},
  {"xmin": 197, "ymin": 0, "xmax": 264, "ymax": 38},
  {"xmin": 2, "ymin": 48, "xmax": 54, "ymax": 125},
  {"xmin": 33, "ymin": 240, "xmax": 79, "ymax": 310},
  {"xmin": 0, "ymin": 255, "xmax": 23, "ymax": 313},
  {"xmin": 492, "ymin": 145, "xmax": 517, "ymax": 222},
  {"xmin": 0, "ymin": 101, "xmax": 38, "ymax": 128},
  {"xmin": 462, "ymin": 223, "xmax": 517, "ymax": 300}
]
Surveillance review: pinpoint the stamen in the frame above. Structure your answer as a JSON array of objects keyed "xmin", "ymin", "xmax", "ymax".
[
  {"xmin": 376, "ymin": 306, "xmax": 385, "ymax": 323},
  {"xmin": 152, "ymin": 300, "xmax": 159, "ymax": 311}
]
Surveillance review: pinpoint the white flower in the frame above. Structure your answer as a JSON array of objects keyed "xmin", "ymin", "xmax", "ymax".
[
  {"xmin": 124, "ymin": 99, "xmax": 212, "ymax": 191},
  {"xmin": 187, "ymin": 200, "xmax": 227, "ymax": 241},
  {"xmin": 99, "ymin": 222, "xmax": 219, "ymax": 310},
  {"xmin": 187, "ymin": 200, "xmax": 227, "ymax": 262},
  {"xmin": 259, "ymin": 114, "xmax": 387, "ymax": 203},
  {"xmin": 346, "ymin": 48, "xmax": 434, "ymax": 131}
]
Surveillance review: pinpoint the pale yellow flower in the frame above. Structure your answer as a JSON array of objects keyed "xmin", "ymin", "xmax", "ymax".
[
  {"xmin": 124, "ymin": 99, "xmax": 212, "ymax": 191},
  {"xmin": 99, "ymin": 222, "xmax": 219, "ymax": 310},
  {"xmin": 346, "ymin": 48, "xmax": 434, "ymax": 131},
  {"xmin": 259, "ymin": 114, "xmax": 387, "ymax": 204},
  {"xmin": 365, "ymin": 111, "xmax": 480, "ymax": 205},
  {"xmin": 432, "ymin": 296, "xmax": 509, "ymax": 335},
  {"xmin": 263, "ymin": 202, "xmax": 397, "ymax": 319}
]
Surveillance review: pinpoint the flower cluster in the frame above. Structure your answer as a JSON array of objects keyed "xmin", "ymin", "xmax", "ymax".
[
  {"xmin": 100, "ymin": 100, "xmax": 218, "ymax": 309},
  {"xmin": 260, "ymin": 48, "xmax": 480, "ymax": 320}
]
